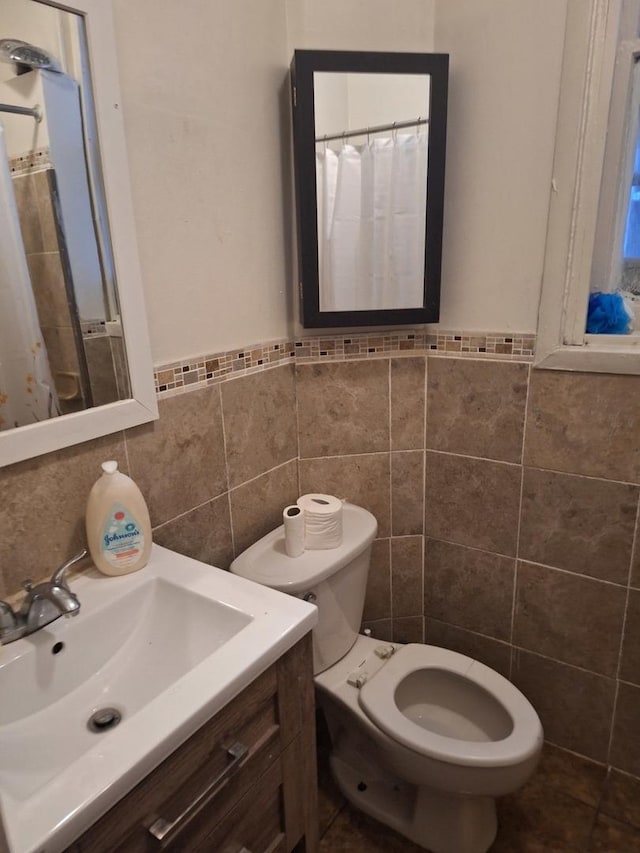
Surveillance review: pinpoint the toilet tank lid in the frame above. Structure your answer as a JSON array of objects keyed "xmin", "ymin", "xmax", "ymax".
[{"xmin": 230, "ymin": 503, "xmax": 378, "ymax": 594}]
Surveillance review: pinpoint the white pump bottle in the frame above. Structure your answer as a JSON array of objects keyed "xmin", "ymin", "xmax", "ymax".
[{"xmin": 85, "ymin": 461, "xmax": 152, "ymax": 576}]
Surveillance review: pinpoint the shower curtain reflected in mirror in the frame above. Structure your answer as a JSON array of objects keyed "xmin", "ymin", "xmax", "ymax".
[
  {"xmin": 0, "ymin": 125, "xmax": 58, "ymax": 430},
  {"xmin": 316, "ymin": 131, "xmax": 428, "ymax": 312}
]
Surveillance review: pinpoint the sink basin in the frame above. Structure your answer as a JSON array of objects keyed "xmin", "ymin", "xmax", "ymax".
[
  {"xmin": 0, "ymin": 544, "xmax": 317, "ymax": 853},
  {"xmin": 0, "ymin": 579, "xmax": 251, "ymax": 799}
]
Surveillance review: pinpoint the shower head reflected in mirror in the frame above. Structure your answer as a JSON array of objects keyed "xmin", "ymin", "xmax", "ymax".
[{"xmin": 0, "ymin": 39, "xmax": 61, "ymax": 73}]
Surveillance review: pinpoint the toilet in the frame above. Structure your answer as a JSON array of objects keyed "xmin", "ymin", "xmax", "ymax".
[{"xmin": 231, "ymin": 503, "xmax": 543, "ymax": 853}]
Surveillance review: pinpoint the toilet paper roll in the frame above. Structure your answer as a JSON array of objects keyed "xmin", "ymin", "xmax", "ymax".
[
  {"xmin": 297, "ymin": 493, "xmax": 343, "ymax": 550},
  {"xmin": 283, "ymin": 504, "xmax": 305, "ymax": 557}
]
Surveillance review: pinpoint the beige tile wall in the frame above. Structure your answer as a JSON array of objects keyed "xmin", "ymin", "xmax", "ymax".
[
  {"xmin": 0, "ymin": 364, "xmax": 299, "ymax": 600},
  {"xmin": 2, "ymin": 354, "xmax": 640, "ymax": 781},
  {"xmin": 294, "ymin": 355, "xmax": 640, "ymax": 777}
]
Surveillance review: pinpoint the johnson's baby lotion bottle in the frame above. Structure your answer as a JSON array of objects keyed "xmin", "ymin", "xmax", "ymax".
[{"xmin": 86, "ymin": 461, "xmax": 152, "ymax": 575}]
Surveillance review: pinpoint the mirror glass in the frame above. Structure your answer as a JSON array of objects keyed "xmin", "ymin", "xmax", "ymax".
[
  {"xmin": 314, "ymin": 71, "xmax": 430, "ymax": 312},
  {"xmin": 292, "ymin": 50, "xmax": 448, "ymax": 328},
  {"xmin": 0, "ymin": 0, "xmax": 129, "ymax": 433}
]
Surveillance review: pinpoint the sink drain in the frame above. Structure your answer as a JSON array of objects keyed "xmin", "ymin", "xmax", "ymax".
[{"xmin": 87, "ymin": 707, "xmax": 122, "ymax": 733}]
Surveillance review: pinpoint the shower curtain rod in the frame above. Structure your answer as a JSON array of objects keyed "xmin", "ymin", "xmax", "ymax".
[
  {"xmin": 0, "ymin": 102, "xmax": 41, "ymax": 121},
  {"xmin": 315, "ymin": 116, "xmax": 428, "ymax": 144}
]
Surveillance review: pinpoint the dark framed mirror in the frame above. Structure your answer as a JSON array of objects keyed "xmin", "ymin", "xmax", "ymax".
[{"xmin": 291, "ymin": 49, "xmax": 448, "ymax": 328}]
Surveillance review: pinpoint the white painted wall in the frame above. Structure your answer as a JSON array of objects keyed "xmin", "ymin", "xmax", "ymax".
[
  {"xmin": 109, "ymin": 0, "xmax": 438, "ymax": 364},
  {"xmin": 108, "ymin": 0, "xmax": 565, "ymax": 362},
  {"xmin": 314, "ymin": 73, "xmax": 429, "ymax": 140},
  {"xmin": 348, "ymin": 74, "xmax": 429, "ymax": 133},
  {"xmin": 111, "ymin": 0, "xmax": 293, "ymax": 365},
  {"xmin": 3, "ymin": 0, "xmax": 437, "ymax": 368},
  {"xmin": 285, "ymin": 0, "xmax": 436, "ymax": 53},
  {"xmin": 434, "ymin": 0, "xmax": 567, "ymax": 333},
  {"xmin": 313, "ymin": 73, "xmax": 349, "ymax": 141}
]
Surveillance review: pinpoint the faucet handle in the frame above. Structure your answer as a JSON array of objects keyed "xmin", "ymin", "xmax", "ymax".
[
  {"xmin": 50, "ymin": 549, "xmax": 88, "ymax": 587},
  {"xmin": 0, "ymin": 600, "xmax": 18, "ymax": 633}
]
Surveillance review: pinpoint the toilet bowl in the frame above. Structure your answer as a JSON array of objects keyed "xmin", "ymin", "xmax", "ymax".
[{"xmin": 231, "ymin": 503, "xmax": 543, "ymax": 853}]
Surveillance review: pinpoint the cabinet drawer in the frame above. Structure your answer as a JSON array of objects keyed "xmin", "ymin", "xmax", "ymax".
[
  {"xmin": 71, "ymin": 635, "xmax": 316, "ymax": 853},
  {"xmin": 75, "ymin": 665, "xmax": 281, "ymax": 853},
  {"xmin": 192, "ymin": 752, "xmax": 287, "ymax": 853}
]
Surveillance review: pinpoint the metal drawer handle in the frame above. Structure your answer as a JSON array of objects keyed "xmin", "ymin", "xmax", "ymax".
[{"xmin": 147, "ymin": 741, "xmax": 248, "ymax": 847}]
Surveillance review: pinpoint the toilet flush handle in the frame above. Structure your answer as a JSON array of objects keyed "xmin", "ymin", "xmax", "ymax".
[{"xmin": 303, "ymin": 591, "xmax": 316, "ymax": 603}]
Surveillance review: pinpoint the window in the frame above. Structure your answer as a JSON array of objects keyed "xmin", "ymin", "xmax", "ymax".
[
  {"xmin": 536, "ymin": 0, "xmax": 640, "ymax": 373},
  {"xmin": 623, "ymin": 133, "xmax": 640, "ymax": 264}
]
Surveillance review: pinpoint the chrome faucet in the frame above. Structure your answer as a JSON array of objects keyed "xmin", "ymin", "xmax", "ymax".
[{"xmin": 0, "ymin": 550, "xmax": 86, "ymax": 645}]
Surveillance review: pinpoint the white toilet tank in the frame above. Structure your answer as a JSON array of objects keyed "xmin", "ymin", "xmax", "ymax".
[{"xmin": 231, "ymin": 503, "xmax": 377, "ymax": 674}]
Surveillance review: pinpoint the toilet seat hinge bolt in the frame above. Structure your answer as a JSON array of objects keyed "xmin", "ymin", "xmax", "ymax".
[{"xmin": 375, "ymin": 644, "xmax": 395, "ymax": 659}]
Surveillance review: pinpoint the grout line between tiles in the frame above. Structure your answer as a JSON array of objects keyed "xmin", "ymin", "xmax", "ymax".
[
  {"xmin": 511, "ymin": 643, "xmax": 618, "ymax": 680},
  {"xmin": 228, "ymin": 456, "xmax": 299, "ymax": 494},
  {"xmin": 293, "ymin": 361, "xmax": 302, "ymax": 498},
  {"xmin": 523, "ymin": 463, "xmax": 640, "ymax": 490},
  {"xmin": 151, "ymin": 494, "xmax": 220, "ymax": 532},
  {"xmin": 606, "ymin": 678, "xmax": 622, "ymax": 778},
  {"xmin": 425, "ymin": 446, "xmax": 524, "ymax": 468},
  {"xmin": 425, "ymin": 532, "xmax": 630, "ymax": 590},
  {"xmin": 121, "ymin": 428, "xmax": 132, "ymax": 478},
  {"xmin": 616, "ymin": 675, "xmax": 640, "ymax": 689},
  {"xmin": 517, "ymin": 557, "xmax": 630, "ymax": 588},
  {"xmin": 387, "ymin": 359, "xmax": 393, "ymax": 540},
  {"xmin": 615, "ymin": 492, "xmax": 640, "ymax": 679},
  {"xmin": 428, "ymin": 616, "xmax": 512, "ymax": 648},
  {"xmin": 226, "ymin": 488, "xmax": 236, "ymax": 559},
  {"xmin": 387, "ymin": 360, "xmax": 394, "ymax": 634},
  {"xmin": 300, "ymin": 449, "xmax": 391, "ymax": 462},
  {"xmin": 424, "ymin": 451, "xmax": 640, "ymax": 492},
  {"xmin": 217, "ymin": 383, "xmax": 236, "ymax": 558},
  {"xmin": 318, "ymin": 800, "xmax": 347, "ymax": 844},
  {"xmin": 422, "ymin": 358, "xmax": 428, "ymax": 631},
  {"xmin": 423, "ymin": 534, "xmax": 516, "ymax": 563},
  {"xmin": 388, "ymin": 538, "xmax": 394, "ymax": 639},
  {"xmin": 509, "ymin": 363, "xmax": 531, "ymax": 677},
  {"xmin": 606, "ymin": 492, "xmax": 640, "ymax": 764},
  {"xmin": 424, "ymin": 616, "xmax": 630, "ymax": 684}
]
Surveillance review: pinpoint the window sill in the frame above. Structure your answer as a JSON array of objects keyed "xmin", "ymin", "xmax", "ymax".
[
  {"xmin": 584, "ymin": 331, "xmax": 640, "ymax": 344},
  {"xmin": 535, "ymin": 335, "xmax": 640, "ymax": 374}
]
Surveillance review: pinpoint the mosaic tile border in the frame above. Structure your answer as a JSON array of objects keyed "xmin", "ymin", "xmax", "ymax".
[
  {"xmin": 154, "ymin": 329, "xmax": 536, "ymax": 399},
  {"xmin": 9, "ymin": 147, "xmax": 51, "ymax": 175},
  {"xmin": 155, "ymin": 340, "xmax": 295, "ymax": 395}
]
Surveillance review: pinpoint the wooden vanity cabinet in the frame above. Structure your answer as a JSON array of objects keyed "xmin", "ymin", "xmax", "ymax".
[{"xmin": 70, "ymin": 634, "xmax": 318, "ymax": 853}]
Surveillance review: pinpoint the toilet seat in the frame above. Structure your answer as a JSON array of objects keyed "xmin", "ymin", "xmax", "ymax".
[{"xmin": 359, "ymin": 644, "xmax": 542, "ymax": 768}]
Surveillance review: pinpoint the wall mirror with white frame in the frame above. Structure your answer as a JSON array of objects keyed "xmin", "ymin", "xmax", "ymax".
[
  {"xmin": 0, "ymin": 0, "xmax": 157, "ymax": 466},
  {"xmin": 291, "ymin": 50, "xmax": 448, "ymax": 328},
  {"xmin": 537, "ymin": 0, "xmax": 640, "ymax": 373}
]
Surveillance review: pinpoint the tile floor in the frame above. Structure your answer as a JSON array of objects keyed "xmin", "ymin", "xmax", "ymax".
[{"xmin": 317, "ymin": 734, "xmax": 640, "ymax": 852}]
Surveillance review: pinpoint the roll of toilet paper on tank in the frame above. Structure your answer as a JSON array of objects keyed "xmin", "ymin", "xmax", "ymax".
[
  {"xmin": 283, "ymin": 505, "xmax": 305, "ymax": 557},
  {"xmin": 297, "ymin": 493, "xmax": 343, "ymax": 549}
]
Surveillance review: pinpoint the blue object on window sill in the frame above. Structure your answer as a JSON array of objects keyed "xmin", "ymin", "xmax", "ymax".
[{"xmin": 586, "ymin": 292, "xmax": 632, "ymax": 334}]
